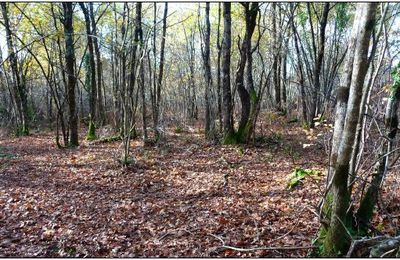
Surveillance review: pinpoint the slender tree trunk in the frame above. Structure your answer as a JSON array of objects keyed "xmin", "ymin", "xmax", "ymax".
[
  {"xmin": 222, "ymin": 3, "xmax": 234, "ymax": 143},
  {"xmin": 216, "ymin": 3, "xmax": 223, "ymax": 133},
  {"xmin": 80, "ymin": 3, "xmax": 97, "ymax": 140},
  {"xmin": 322, "ymin": 4, "xmax": 377, "ymax": 256},
  {"xmin": 1, "ymin": 3, "xmax": 29, "ymax": 135},
  {"xmin": 133, "ymin": 3, "xmax": 147, "ymax": 143},
  {"xmin": 290, "ymin": 3, "xmax": 307, "ymax": 124},
  {"xmin": 89, "ymin": 3, "xmax": 105, "ymax": 125},
  {"xmin": 203, "ymin": 3, "xmax": 217, "ymax": 141},
  {"xmin": 154, "ymin": 3, "xmax": 168, "ymax": 139},
  {"xmin": 328, "ymin": 7, "xmax": 362, "ymax": 183},
  {"xmin": 235, "ymin": 3, "xmax": 258, "ymax": 143},
  {"xmin": 62, "ymin": 2, "xmax": 79, "ymax": 147},
  {"xmin": 272, "ymin": 3, "xmax": 281, "ymax": 111},
  {"xmin": 309, "ymin": 3, "xmax": 330, "ymax": 128},
  {"xmin": 356, "ymin": 64, "xmax": 400, "ymax": 233}
]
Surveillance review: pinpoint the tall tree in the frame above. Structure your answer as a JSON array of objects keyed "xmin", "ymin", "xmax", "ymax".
[
  {"xmin": 221, "ymin": 3, "xmax": 234, "ymax": 143},
  {"xmin": 308, "ymin": 3, "xmax": 330, "ymax": 127},
  {"xmin": 216, "ymin": 3, "xmax": 223, "ymax": 133},
  {"xmin": 80, "ymin": 3, "xmax": 97, "ymax": 140},
  {"xmin": 153, "ymin": 3, "xmax": 168, "ymax": 140},
  {"xmin": 234, "ymin": 2, "xmax": 258, "ymax": 143},
  {"xmin": 1, "ymin": 3, "xmax": 29, "ymax": 135},
  {"xmin": 321, "ymin": 3, "xmax": 378, "ymax": 256},
  {"xmin": 62, "ymin": 2, "xmax": 79, "ymax": 147},
  {"xmin": 202, "ymin": 2, "xmax": 217, "ymax": 141},
  {"xmin": 89, "ymin": 3, "xmax": 105, "ymax": 125}
]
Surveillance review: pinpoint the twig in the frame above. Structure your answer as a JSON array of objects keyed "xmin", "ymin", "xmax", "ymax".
[
  {"xmin": 380, "ymin": 248, "xmax": 397, "ymax": 258},
  {"xmin": 219, "ymin": 245, "xmax": 316, "ymax": 252},
  {"xmin": 335, "ymin": 215, "xmax": 353, "ymax": 240},
  {"xmin": 209, "ymin": 233, "xmax": 225, "ymax": 245}
]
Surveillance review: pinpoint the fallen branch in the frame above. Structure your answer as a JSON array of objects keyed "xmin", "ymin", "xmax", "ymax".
[{"xmin": 219, "ymin": 245, "xmax": 317, "ymax": 252}]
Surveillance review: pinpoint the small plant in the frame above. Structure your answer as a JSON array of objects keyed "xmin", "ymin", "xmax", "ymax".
[
  {"xmin": 302, "ymin": 121, "xmax": 310, "ymax": 130},
  {"xmin": 287, "ymin": 168, "xmax": 321, "ymax": 190},
  {"xmin": 0, "ymin": 153, "xmax": 16, "ymax": 159},
  {"xmin": 174, "ymin": 126, "xmax": 184, "ymax": 134},
  {"xmin": 237, "ymin": 146, "xmax": 245, "ymax": 156},
  {"xmin": 86, "ymin": 120, "xmax": 97, "ymax": 141}
]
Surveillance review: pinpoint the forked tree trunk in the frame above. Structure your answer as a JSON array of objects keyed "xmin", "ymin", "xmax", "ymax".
[{"xmin": 322, "ymin": 3, "xmax": 377, "ymax": 256}]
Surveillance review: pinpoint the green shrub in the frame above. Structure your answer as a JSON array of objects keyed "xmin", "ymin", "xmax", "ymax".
[{"xmin": 287, "ymin": 168, "xmax": 321, "ymax": 190}]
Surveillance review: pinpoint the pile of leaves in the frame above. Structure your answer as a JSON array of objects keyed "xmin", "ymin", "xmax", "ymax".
[{"xmin": 0, "ymin": 115, "xmax": 398, "ymax": 257}]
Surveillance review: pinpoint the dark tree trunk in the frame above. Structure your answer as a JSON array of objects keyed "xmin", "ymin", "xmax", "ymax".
[
  {"xmin": 154, "ymin": 3, "xmax": 168, "ymax": 138},
  {"xmin": 309, "ymin": 3, "xmax": 330, "ymax": 128},
  {"xmin": 272, "ymin": 3, "xmax": 281, "ymax": 111},
  {"xmin": 216, "ymin": 3, "xmax": 223, "ymax": 133},
  {"xmin": 203, "ymin": 3, "xmax": 217, "ymax": 141},
  {"xmin": 235, "ymin": 3, "xmax": 258, "ymax": 143},
  {"xmin": 80, "ymin": 3, "xmax": 97, "ymax": 140},
  {"xmin": 222, "ymin": 3, "xmax": 234, "ymax": 143},
  {"xmin": 89, "ymin": 3, "xmax": 105, "ymax": 125},
  {"xmin": 62, "ymin": 2, "xmax": 79, "ymax": 147}
]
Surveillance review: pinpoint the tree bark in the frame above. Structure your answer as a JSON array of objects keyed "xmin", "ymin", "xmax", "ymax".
[
  {"xmin": 322, "ymin": 3, "xmax": 377, "ymax": 256},
  {"xmin": 222, "ymin": 3, "xmax": 234, "ymax": 143},
  {"xmin": 203, "ymin": 2, "xmax": 217, "ymax": 141},
  {"xmin": 1, "ymin": 3, "xmax": 29, "ymax": 135},
  {"xmin": 309, "ymin": 3, "xmax": 330, "ymax": 128},
  {"xmin": 80, "ymin": 3, "xmax": 97, "ymax": 140},
  {"xmin": 89, "ymin": 3, "xmax": 105, "ymax": 125},
  {"xmin": 62, "ymin": 2, "xmax": 79, "ymax": 147}
]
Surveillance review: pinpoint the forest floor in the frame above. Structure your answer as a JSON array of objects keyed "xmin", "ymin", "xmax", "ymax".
[{"xmin": 0, "ymin": 113, "xmax": 398, "ymax": 257}]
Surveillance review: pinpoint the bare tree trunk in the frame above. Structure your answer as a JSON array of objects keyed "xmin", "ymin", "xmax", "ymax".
[
  {"xmin": 222, "ymin": 3, "xmax": 234, "ymax": 143},
  {"xmin": 80, "ymin": 3, "xmax": 97, "ymax": 140},
  {"xmin": 154, "ymin": 3, "xmax": 168, "ymax": 140},
  {"xmin": 356, "ymin": 63, "xmax": 400, "ymax": 233},
  {"xmin": 322, "ymin": 3, "xmax": 377, "ymax": 256},
  {"xmin": 309, "ymin": 3, "xmax": 330, "ymax": 128},
  {"xmin": 328, "ymin": 7, "xmax": 362, "ymax": 183},
  {"xmin": 290, "ymin": 3, "xmax": 307, "ymax": 124},
  {"xmin": 89, "ymin": 3, "xmax": 105, "ymax": 125},
  {"xmin": 1, "ymin": 3, "xmax": 29, "ymax": 135},
  {"xmin": 216, "ymin": 3, "xmax": 223, "ymax": 133},
  {"xmin": 62, "ymin": 2, "xmax": 79, "ymax": 147},
  {"xmin": 134, "ymin": 3, "xmax": 148, "ymax": 143},
  {"xmin": 202, "ymin": 3, "xmax": 217, "ymax": 141},
  {"xmin": 272, "ymin": 3, "xmax": 281, "ymax": 111}
]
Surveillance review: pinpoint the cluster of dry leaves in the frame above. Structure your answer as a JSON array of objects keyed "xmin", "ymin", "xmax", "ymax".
[{"xmin": 0, "ymin": 115, "xmax": 398, "ymax": 257}]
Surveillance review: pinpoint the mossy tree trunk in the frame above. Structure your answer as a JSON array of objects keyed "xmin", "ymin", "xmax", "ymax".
[
  {"xmin": 80, "ymin": 3, "xmax": 97, "ymax": 141},
  {"xmin": 234, "ymin": 3, "xmax": 258, "ymax": 144},
  {"xmin": 321, "ymin": 3, "xmax": 377, "ymax": 256}
]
